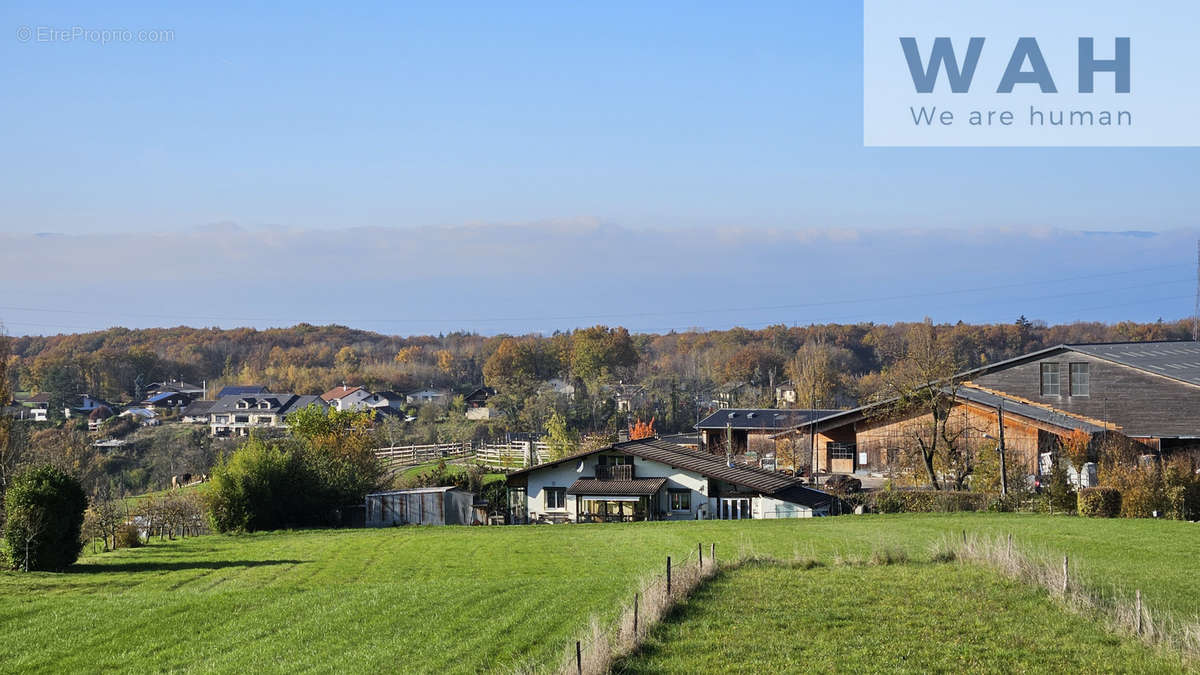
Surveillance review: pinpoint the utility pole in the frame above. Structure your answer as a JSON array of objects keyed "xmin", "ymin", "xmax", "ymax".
[
  {"xmin": 725, "ymin": 420, "xmax": 733, "ymax": 466},
  {"xmin": 809, "ymin": 376, "xmax": 818, "ymax": 484},
  {"xmin": 997, "ymin": 402, "xmax": 1008, "ymax": 497},
  {"xmin": 1194, "ymin": 238, "xmax": 1199, "ymax": 342}
]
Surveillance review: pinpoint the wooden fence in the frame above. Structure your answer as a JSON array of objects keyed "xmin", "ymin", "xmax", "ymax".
[
  {"xmin": 374, "ymin": 442, "xmax": 472, "ymax": 468},
  {"xmin": 373, "ymin": 440, "xmax": 550, "ymax": 470}
]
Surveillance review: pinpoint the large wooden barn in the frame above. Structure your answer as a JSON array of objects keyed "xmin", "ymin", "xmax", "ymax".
[{"xmin": 771, "ymin": 341, "xmax": 1200, "ymax": 480}]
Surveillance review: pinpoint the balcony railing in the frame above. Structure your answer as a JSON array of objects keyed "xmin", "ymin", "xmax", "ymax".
[{"xmin": 594, "ymin": 464, "xmax": 634, "ymax": 481}]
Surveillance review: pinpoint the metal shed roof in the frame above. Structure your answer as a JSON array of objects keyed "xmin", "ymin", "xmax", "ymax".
[{"xmin": 695, "ymin": 408, "xmax": 842, "ymax": 430}]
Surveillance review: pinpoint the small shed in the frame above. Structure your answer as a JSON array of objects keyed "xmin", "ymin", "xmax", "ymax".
[{"xmin": 365, "ymin": 487, "xmax": 476, "ymax": 527}]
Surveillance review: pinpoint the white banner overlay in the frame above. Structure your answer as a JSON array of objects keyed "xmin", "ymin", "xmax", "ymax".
[{"xmin": 863, "ymin": 0, "xmax": 1200, "ymax": 146}]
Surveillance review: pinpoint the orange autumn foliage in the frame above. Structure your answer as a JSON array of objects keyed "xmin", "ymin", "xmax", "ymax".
[{"xmin": 628, "ymin": 417, "xmax": 655, "ymax": 440}]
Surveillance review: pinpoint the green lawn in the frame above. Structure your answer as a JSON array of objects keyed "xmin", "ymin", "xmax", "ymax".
[
  {"xmin": 617, "ymin": 562, "xmax": 1184, "ymax": 673},
  {"xmin": 396, "ymin": 460, "xmax": 507, "ymax": 484},
  {"xmin": 1, "ymin": 514, "xmax": 1198, "ymax": 673}
]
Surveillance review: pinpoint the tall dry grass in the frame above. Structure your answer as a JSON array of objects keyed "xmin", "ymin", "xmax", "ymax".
[
  {"xmin": 936, "ymin": 533, "xmax": 1200, "ymax": 662},
  {"xmin": 558, "ymin": 550, "xmax": 721, "ymax": 675}
]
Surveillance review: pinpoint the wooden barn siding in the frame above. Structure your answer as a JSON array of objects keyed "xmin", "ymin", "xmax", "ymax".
[
  {"xmin": 970, "ymin": 352, "xmax": 1200, "ymax": 438},
  {"xmin": 852, "ymin": 407, "xmax": 1040, "ymax": 474}
]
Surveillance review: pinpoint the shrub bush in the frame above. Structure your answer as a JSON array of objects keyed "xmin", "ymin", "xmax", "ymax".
[
  {"xmin": 205, "ymin": 437, "xmax": 319, "ymax": 533},
  {"xmin": 1045, "ymin": 454, "xmax": 1076, "ymax": 513},
  {"xmin": 1163, "ymin": 458, "xmax": 1200, "ymax": 521},
  {"xmin": 116, "ymin": 523, "xmax": 143, "ymax": 548},
  {"xmin": 4, "ymin": 464, "xmax": 88, "ymax": 571},
  {"xmin": 1077, "ymin": 487, "xmax": 1121, "ymax": 518},
  {"xmin": 1101, "ymin": 461, "xmax": 1166, "ymax": 518},
  {"xmin": 865, "ymin": 490, "xmax": 991, "ymax": 513}
]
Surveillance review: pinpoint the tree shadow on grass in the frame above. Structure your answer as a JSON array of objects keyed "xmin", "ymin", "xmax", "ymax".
[{"xmin": 67, "ymin": 559, "xmax": 308, "ymax": 574}]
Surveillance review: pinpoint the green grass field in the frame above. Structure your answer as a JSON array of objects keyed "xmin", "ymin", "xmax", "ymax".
[
  {"xmin": 2, "ymin": 514, "xmax": 1198, "ymax": 673},
  {"xmin": 617, "ymin": 562, "xmax": 1183, "ymax": 673}
]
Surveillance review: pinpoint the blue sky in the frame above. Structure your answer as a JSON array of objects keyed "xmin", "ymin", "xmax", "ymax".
[{"xmin": 0, "ymin": 2, "xmax": 1196, "ymax": 335}]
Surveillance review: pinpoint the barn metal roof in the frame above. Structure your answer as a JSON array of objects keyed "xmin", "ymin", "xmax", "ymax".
[
  {"xmin": 1069, "ymin": 342, "xmax": 1200, "ymax": 387},
  {"xmin": 955, "ymin": 386, "xmax": 1108, "ymax": 434},
  {"xmin": 695, "ymin": 408, "xmax": 842, "ymax": 430}
]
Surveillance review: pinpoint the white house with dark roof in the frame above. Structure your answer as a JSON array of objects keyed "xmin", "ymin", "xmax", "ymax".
[
  {"xmin": 204, "ymin": 394, "xmax": 326, "ymax": 436},
  {"xmin": 505, "ymin": 438, "xmax": 833, "ymax": 524}
]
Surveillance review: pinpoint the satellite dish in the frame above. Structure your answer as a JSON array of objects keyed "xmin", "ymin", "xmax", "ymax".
[{"xmin": 576, "ymin": 460, "xmax": 585, "ymax": 473}]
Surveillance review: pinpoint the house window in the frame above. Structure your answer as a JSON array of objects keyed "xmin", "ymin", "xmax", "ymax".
[
  {"xmin": 668, "ymin": 489, "xmax": 691, "ymax": 511},
  {"xmin": 598, "ymin": 454, "xmax": 634, "ymax": 466},
  {"xmin": 544, "ymin": 487, "xmax": 566, "ymax": 510},
  {"xmin": 235, "ymin": 415, "xmax": 250, "ymax": 423},
  {"xmin": 1040, "ymin": 363, "xmax": 1061, "ymax": 396},
  {"xmin": 256, "ymin": 416, "xmax": 273, "ymax": 424},
  {"xmin": 829, "ymin": 443, "xmax": 856, "ymax": 460},
  {"xmin": 1070, "ymin": 363, "xmax": 1090, "ymax": 397},
  {"xmin": 886, "ymin": 448, "xmax": 898, "ymax": 465}
]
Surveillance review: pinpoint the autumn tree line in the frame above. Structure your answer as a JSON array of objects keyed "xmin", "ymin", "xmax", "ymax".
[{"xmin": 4, "ymin": 318, "xmax": 1191, "ymax": 436}]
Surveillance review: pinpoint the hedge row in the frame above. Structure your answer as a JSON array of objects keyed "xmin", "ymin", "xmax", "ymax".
[
  {"xmin": 867, "ymin": 490, "xmax": 994, "ymax": 514},
  {"xmin": 1077, "ymin": 487, "xmax": 1121, "ymax": 518}
]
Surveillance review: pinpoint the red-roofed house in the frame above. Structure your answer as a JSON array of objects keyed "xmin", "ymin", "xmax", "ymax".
[{"xmin": 321, "ymin": 385, "xmax": 373, "ymax": 411}]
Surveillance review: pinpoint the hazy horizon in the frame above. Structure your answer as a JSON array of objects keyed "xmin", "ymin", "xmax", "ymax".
[{"xmin": 1, "ymin": 223, "xmax": 1195, "ymax": 337}]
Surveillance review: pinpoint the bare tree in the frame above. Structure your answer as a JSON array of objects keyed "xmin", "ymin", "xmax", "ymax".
[
  {"xmin": 9, "ymin": 505, "xmax": 47, "ymax": 572},
  {"xmin": 786, "ymin": 341, "xmax": 853, "ymax": 409},
  {"xmin": 871, "ymin": 322, "xmax": 980, "ymax": 490}
]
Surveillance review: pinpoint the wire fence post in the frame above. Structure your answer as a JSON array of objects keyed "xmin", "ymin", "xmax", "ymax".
[
  {"xmin": 1007, "ymin": 533, "xmax": 1012, "ymax": 556},
  {"xmin": 633, "ymin": 592, "xmax": 639, "ymax": 636},
  {"xmin": 698, "ymin": 542, "xmax": 703, "ymax": 568},
  {"xmin": 1062, "ymin": 555, "xmax": 1069, "ymax": 595},
  {"xmin": 666, "ymin": 556, "xmax": 672, "ymax": 596},
  {"xmin": 711, "ymin": 542, "xmax": 716, "ymax": 566},
  {"xmin": 576, "ymin": 640, "xmax": 582, "ymax": 675}
]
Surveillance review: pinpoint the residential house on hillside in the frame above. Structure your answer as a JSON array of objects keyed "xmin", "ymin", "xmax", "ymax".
[
  {"xmin": 203, "ymin": 393, "xmax": 326, "ymax": 437},
  {"xmin": 464, "ymin": 386, "xmax": 496, "ymax": 420},
  {"xmin": 365, "ymin": 391, "xmax": 406, "ymax": 409},
  {"xmin": 697, "ymin": 408, "xmax": 841, "ymax": 462},
  {"xmin": 181, "ymin": 399, "xmax": 217, "ymax": 424},
  {"xmin": 406, "ymin": 389, "xmax": 449, "ymax": 404},
  {"xmin": 772, "ymin": 341, "xmax": 1200, "ymax": 481},
  {"xmin": 775, "ymin": 381, "xmax": 798, "ymax": 406},
  {"xmin": 321, "ymin": 385, "xmax": 373, "ymax": 411},
  {"xmin": 22, "ymin": 393, "xmax": 51, "ymax": 421},
  {"xmin": 613, "ymin": 383, "xmax": 647, "ymax": 413},
  {"xmin": 146, "ymin": 380, "xmax": 206, "ymax": 397},
  {"xmin": 142, "ymin": 391, "xmax": 195, "ymax": 409},
  {"xmin": 216, "ymin": 385, "xmax": 270, "ymax": 398},
  {"xmin": 713, "ymin": 381, "xmax": 754, "ymax": 408},
  {"xmin": 505, "ymin": 438, "xmax": 833, "ymax": 524},
  {"xmin": 120, "ymin": 407, "xmax": 160, "ymax": 426},
  {"xmin": 544, "ymin": 378, "xmax": 576, "ymax": 397}
]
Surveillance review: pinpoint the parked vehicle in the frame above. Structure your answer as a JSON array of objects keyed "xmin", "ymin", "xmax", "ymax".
[{"xmin": 824, "ymin": 474, "xmax": 862, "ymax": 494}]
